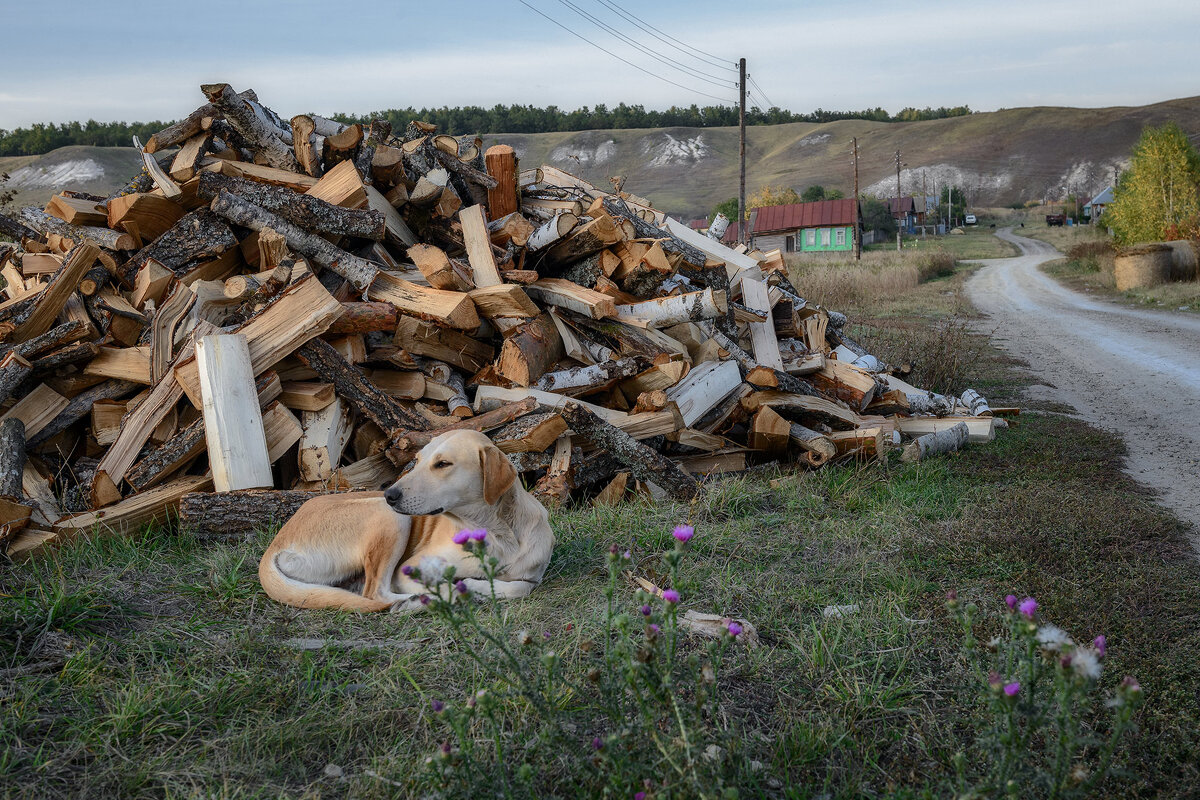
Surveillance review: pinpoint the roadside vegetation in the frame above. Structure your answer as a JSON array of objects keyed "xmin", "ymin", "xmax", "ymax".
[{"xmin": 3, "ymin": 254, "xmax": 1200, "ymax": 798}]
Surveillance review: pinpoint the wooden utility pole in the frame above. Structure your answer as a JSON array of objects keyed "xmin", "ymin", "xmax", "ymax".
[
  {"xmin": 921, "ymin": 171, "xmax": 927, "ymax": 238},
  {"xmin": 852, "ymin": 137, "xmax": 861, "ymax": 261},
  {"xmin": 738, "ymin": 57, "xmax": 747, "ymax": 245},
  {"xmin": 895, "ymin": 150, "xmax": 902, "ymax": 252}
]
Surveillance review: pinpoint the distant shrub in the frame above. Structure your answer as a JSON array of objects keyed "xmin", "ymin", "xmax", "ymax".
[{"xmin": 916, "ymin": 251, "xmax": 957, "ymax": 281}]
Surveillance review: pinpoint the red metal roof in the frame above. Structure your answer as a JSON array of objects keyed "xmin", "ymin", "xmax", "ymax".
[{"xmin": 750, "ymin": 199, "xmax": 857, "ymax": 235}]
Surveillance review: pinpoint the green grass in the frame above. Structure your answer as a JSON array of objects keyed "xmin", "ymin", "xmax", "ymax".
[{"xmin": 3, "ymin": 268, "xmax": 1200, "ymax": 798}]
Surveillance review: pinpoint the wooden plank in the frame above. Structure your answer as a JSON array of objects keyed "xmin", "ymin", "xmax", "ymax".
[
  {"xmin": 196, "ymin": 334, "xmax": 273, "ymax": 492},
  {"xmin": 459, "ymin": 204, "xmax": 502, "ymax": 288}
]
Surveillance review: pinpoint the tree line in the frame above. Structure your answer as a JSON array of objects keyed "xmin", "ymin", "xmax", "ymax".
[{"xmin": 0, "ymin": 103, "xmax": 973, "ymax": 157}]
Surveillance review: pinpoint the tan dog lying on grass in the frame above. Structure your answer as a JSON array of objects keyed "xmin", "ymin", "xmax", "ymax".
[{"xmin": 258, "ymin": 430, "xmax": 554, "ymax": 612}]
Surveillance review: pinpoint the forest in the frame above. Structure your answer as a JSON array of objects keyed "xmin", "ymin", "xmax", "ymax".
[{"xmin": 0, "ymin": 103, "xmax": 973, "ymax": 157}]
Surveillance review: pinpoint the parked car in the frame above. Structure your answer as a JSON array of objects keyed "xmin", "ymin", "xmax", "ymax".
[{"xmin": 964, "ymin": 214, "xmax": 977, "ymax": 225}]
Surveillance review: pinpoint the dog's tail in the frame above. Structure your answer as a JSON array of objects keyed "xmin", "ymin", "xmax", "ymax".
[{"xmin": 258, "ymin": 551, "xmax": 394, "ymax": 612}]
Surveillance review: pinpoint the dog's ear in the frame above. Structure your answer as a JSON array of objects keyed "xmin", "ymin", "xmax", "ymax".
[{"xmin": 480, "ymin": 442, "xmax": 517, "ymax": 506}]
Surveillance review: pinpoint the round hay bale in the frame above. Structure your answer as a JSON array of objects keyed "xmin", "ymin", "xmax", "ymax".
[
  {"xmin": 1164, "ymin": 240, "xmax": 1198, "ymax": 281},
  {"xmin": 1114, "ymin": 243, "xmax": 1171, "ymax": 291}
]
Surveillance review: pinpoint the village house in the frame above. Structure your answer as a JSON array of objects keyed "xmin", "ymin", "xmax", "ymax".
[
  {"xmin": 1083, "ymin": 186, "xmax": 1113, "ymax": 221},
  {"xmin": 886, "ymin": 196, "xmax": 918, "ymax": 231},
  {"xmin": 722, "ymin": 198, "xmax": 858, "ymax": 253}
]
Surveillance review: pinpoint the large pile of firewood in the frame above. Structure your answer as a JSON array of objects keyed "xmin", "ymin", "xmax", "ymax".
[{"xmin": 0, "ymin": 84, "xmax": 1009, "ymax": 558}]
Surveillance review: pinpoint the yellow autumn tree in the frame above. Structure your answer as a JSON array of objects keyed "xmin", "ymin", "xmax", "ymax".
[
  {"xmin": 1105, "ymin": 123, "xmax": 1200, "ymax": 243},
  {"xmin": 747, "ymin": 184, "xmax": 801, "ymax": 215}
]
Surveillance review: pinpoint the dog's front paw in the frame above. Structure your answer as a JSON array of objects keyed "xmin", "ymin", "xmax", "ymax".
[{"xmin": 389, "ymin": 596, "xmax": 426, "ymax": 614}]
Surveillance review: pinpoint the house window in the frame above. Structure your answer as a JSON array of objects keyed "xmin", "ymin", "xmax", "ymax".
[
  {"xmin": 820, "ymin": 229, "xmax": 830, "ymax": 246},
  {"xmin": 785, "ymin": 235, "xmax": 795, "ymax": 252},
  {"xmin": 836, "ymin": 228, "xmax": 846, "ymax": 246},
  {"xmin": 806, "ymin": 230, "xmax": 816, "ymax": 246}
]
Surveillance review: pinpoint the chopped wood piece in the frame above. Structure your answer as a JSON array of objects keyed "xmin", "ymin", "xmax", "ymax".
[
  {"xmin": 469, "ymin": 284, "xmax": 540, "ymax": 319},
  {"xmin": 0, "ymin": 418, "xmax": 26, "ymax": 500},
  {"xmin": 531, "ymin": 435, "xmax": 572, "ymax": 509},
  {"xmin": 83, "ymin": 346, "xmax": 151, "ymax": 384},
  {"xmin": 459, "ymin": 205, "xmax": 502, "ymax": 288},
  {"xmin": 740, "ymin": 278, "xmax": 783, "ymax": 371},
  {"xmin": 290, "ymin": 114, "xmax": 322, "ymax": 178},
  {"xmin": 895, "ymin": 416, "xmax": 996, "ymax": 444},
  {"xmin": 741, "ymin": 391, "xmax": 865, "ymax": 431},
  {"xmin": 131, "ymin": 259, "xmax": 174, "ymax": 309},
  {"xmin": 177, "ymin": 489, "xmax": 322, "ymax": 539},
  {"xmin": 490, "ymin": 411, "xmax": 568, "ymax": 454},
  {"xmin": 593, "ymin": 472, "xmax": 629, "ymax": 506},
  {"xmin": 485, "ymin": 145, "xmax": 519, "ymax": 219},
  {"xmin": 536, "ymin": 357, "xmax": 646, "ymax": 396},
  {"xmin": 368, "ymin": 272, "xmax": 480, "ymax": 330},
  {"xmin": 209, "ymin": 190, "xmax": 379, "ymax": 291},
  {"xmin": 750, "ymin": 406, "xmax": 791, "ymax": 458},
  {"xmin": 28, "ymin": 379, "xmax": 140, "ymax": 448},
  {"xmin": 326, "ymin": 302, "xmax": 399, "ymax": 335},
  {"xmin": 196, "ymin": 335, "xmax": 277, "ymax": 492},
  {"xmin": 746, "ymin": 365, "xmax": 827, "ymax": 399},
  {"xmin": 0, "ymin": 352, "xmax": 33, "ymax": 406},
  {"xmin": 175, "ymin": 275, "xmax": 342, "ymax": 406},
  {"xmin": 615, "ymin": 289, "xmax": 727, "ymax": 328},
  {"xmin": 298, "ymin": 396, "xmax": 352, "ymax": 482},
  {"xmin": 545, "ymin": 213, "xmax": 622, "ymax": 266},
  {"xmin": 525, "ymin": 278, "xmax": 617, "ymax": 319},
  {"xmin": 901, "ymin": 421, "xmax": 969, "ymax": 463},
  {"xmin": 960, "ymin": 388, "xmax": 992, "ymax": 417},
  {"xmin": 788, "ymin": 423, "xmax": 837, "ymax": 467},
  {"xmin": 665, "ymin": 360, "xmax": 741, "ymax": 427},
  {"xmin": 11, "ymin": 242, "xmax": 100, "ymax": 342},
  {"xmin": 408, "ymin": 244, "xmax": 475, "ymax": 292},
  {"xmin": 294, "ymin": 338, "xmax": 428, "ymax": 433},
  {"xmin": 46, "ymin": 194, "xmax": 106, "ymax": 227},
  {"xmin": 558, "ymin": 402, "xmax": 697, "ymax": 501},
  {"xmin": 123, "ymin": 209, "xmax": 237, "ymax": 285},
  {"xmin": 125, "ymin": 419, "xmax": 206, "ymax": 492},
  {"xmin": 261, "ymin": 401, "xmax": 304, "ymax": 463},
  {"xmin": 2, "ymin": 384, "xmax": 68, "ymax": 440},
  {"xmin": 394, "ymin": 316, "xmax": 494, "ymax": 373},
  {"xmin": 810, "ymin": 359, "xmax": 883, "ymax": 411},
  {"xmin": 497, "ymin": 313, "xmax": 564, "ymax": 387},
  {"xmin": 19, "ymin": 207, "xmax": 135, "ymax": 252},
  {"xmin": 367, "ymin": 369, "xmax": 426, "ymax": 399},
  {"xmin": 198, "ymin": 172, "xmax": 386, "ymax": 240},
  {"xmin": 201, "ymin": 83, "xmax": 297, "ymax": 171},
  {"xmin": 385, "ymin": 398, "xmax": 537, "ymax": 466},
  {"xmin": 488, "ymin": 212, "xmax": 535, "ymax": 247},
  {"xmin": 526, "ymin": 213, "xmax": 579, "ymax": 252}
]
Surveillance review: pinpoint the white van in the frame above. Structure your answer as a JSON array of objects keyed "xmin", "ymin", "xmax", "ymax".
[{"xmin": 964, "ymin": 214, "xmax": 977, "ymax": 225}]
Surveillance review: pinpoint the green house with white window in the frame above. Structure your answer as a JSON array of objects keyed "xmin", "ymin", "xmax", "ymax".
[{"xmin": 726, "ymin": 198, "xmax": 857, "ymax": 253}]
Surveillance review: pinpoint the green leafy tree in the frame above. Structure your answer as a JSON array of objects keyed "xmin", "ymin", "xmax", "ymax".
[
  {"xmin": 860, "ymin": 196, "xmax": 896, "ymax": 236},
  {"xmin": 710, "ymin": 197, "xmax": 740, "ymax": 224},
  {"xmin": 826, "ymin": 188, "xmax": 845, "ymax": 200},
  {"xmin": 1105, "ymin": 122, "xmax": 1200, "ymax": 243},
  {"xmin": 801, "ymin": 185, "xmax": 826, "ymax": 202},
  {"xmin": 937, "ymin": 186, "xmax": 967, "ymax": 226}
]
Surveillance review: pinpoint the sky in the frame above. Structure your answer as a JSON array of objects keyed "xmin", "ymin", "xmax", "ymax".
[{"xmin": 1, "ymin": 0, "xmax": 1198, "ymax": 129}]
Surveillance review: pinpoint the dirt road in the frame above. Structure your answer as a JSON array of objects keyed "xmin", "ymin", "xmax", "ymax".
[{"xmin": 966, "ymin": 228, "xmax": 1200, "ymax": 547}]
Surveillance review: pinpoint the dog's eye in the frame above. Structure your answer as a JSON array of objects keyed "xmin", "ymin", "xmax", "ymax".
[{"xmin": 434, "ymin": 461, "xmax": 451, "ymax": 469}]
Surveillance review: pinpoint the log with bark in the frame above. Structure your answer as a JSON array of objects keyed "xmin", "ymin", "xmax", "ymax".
[
  {"xmin": 198, "ymin": 172, "xmax": 386, "ymax": 240},
  {"xmin": 178, "ymin": 489, "xmax": 323, "ymax": 539},
  {"xmin": 900, "ymin": 422, "xmax": 970, "ymax": 463},
  {"xmin": 200, "ymin": 83, "xmax": 297, "ymax": 171},
  {"xmin": 559, "ymin": 401, "xmax": 698, "ymax": 501},
  {"xmin": 294, "ymin": 338, "xmax": 429, "ymax": 434},
  {"xmin": 0, "ymin": 418, "xmax": 26, "ymax": 500}
]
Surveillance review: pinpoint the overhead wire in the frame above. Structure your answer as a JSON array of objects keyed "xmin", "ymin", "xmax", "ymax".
[
  {"xmin": 517, "ymin": 0, "xmax": 734, "ymax": 104},
  {"xmin": 555, "ymin": 0, "xmax": 735, "ymax": 87},
  {"xmin": 747, "ymin": 74, "xmax": 778, "ymax": 109},
  {"xmin": 592, "ymin": 0, "xmax": 737, "ymax": 72}
]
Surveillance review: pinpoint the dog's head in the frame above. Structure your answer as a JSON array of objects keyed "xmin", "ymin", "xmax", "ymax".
[{"xmin": 384, "ymin": 429, "xmax": 517, "ymax": 516}]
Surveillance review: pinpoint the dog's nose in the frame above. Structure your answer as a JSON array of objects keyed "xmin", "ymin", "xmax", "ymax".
[{"xmin": 384, "ymin": 487, "xmax": 402, "ymax": 507}]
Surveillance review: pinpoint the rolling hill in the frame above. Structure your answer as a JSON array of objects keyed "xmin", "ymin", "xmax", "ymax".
[{"xmin": 5, "ymin": 96, "xmax": 1200, "ymax": 221}]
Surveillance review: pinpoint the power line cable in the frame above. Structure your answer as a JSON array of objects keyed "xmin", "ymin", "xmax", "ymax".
[
  {"xmin": 592, "ymin": 0, "xmax": 736, "ymax": 72},
  {"xmin": 517, "ymin": 0, "xmax": 734, "ymax": 104},
  {"xmin": 556, "ymin": 0, "xmax": 735, "ymax": 87},
  {"xmin": 747, "ymin": 74, "xmax": 778, "ymax": 109}
]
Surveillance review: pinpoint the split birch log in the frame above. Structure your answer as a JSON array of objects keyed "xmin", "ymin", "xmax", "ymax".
[
  {"xmin": 0, "ymin": 210, "xmax": 42, "ymax": 243},
  {"xmin": 526, "ymin": 213, "xmax": 579, "ymax": 252},
  {"xmin": 354, "ymin": 119, "xmax": 392, "ymax": 185},
  {"xmin": 326, "ymin": 302, "xmax": 399, "ymax": 335},
  {"xmin": 144, "ymin": 90, "xmax": 256, "ymax": 153},
  {"xmin": 559, "ymin": 402, "xmax": 698, "ymax": 501},
  {"xmin": 535, "ymin": 357, "xmax": 645, "ymax": 396},
  {"xmin": 420, "ymin": 360, "xmax": 471, "ymax": 417},
  {"xmin": 0, "ymin": 352, "xmax": 33, "ymax": 406},
  {"xmin": 524, "ymin": 278, "xmax": 616, "ymax": 319},
  {"xmin": 960, "ymin": 389, "xmax": 992, "ymax": 417},
  {"xmin": 746, "ymin": 366, "xmax": 828, "ymax": 399},
  {"xmin": 489, "ymin": 411, "xmax": 567, "ymax": 454},
  {"xmin": 209, "ymin": 190, "xmax": 379, "ymax": 291},
  {"xmin": 367, "ymin": 272, "xmax": 480, "ymax": 330},
  {"xmin": 665, "ymin": 360, "xmax": 742, "ymax": 427},
  {"xmin": 178, "ymin": 489, "xmax": 322, "ymax": 539},
  {"xmin": 740, "ymin": 278, "xmax": 784, "ymax": 371},
  {"xmin": 615, "ymin": 289, "xmax": 727, "ymax": 329},
  {"xmin": 196, "ymin": 334, "xmax": 273, "ymax": 492},
  {"xmin": 0, "ymin": 418, "xmax": 26, "ymax": 499},
  {"xmin": 408, "ymin": 244, "xmax": 475, "ymax": 292},
  {"xmin": 545, "ymin": 214, "xmax": 622, "ymax": 266},
  {"xmin": 394, "ymin": 316, "xmax": 495, "ymax": 374},
  {"xmin": 298, "ymin": 397, "xmax": 353, "ymax": 482},
  {"xmin": 200, "ymin": 83, "xmax": 297, "ymax": 171},
  {"xmin": 488, "ymin": 212, "xmax": 535, "ymax": 248},
  {"xmin": 18, "ymin": 207, "xmax": 134, "ymax": 252},
  {"xmin": 905, "ymin": 392, "xmax": 957, "ymax": 416},
  {"xmin": 294, "ymin": 338, "xmax": 429, "ymax": 433},
  {"xmin": 197, "ymin": 172, "xmax": 386, "ymax": 240},
  {"xmin": 901, "ymin": 421, "xmax": 969, "ymax": 463},
  {"xmin": 788, "ymin": 423, "xmax": 837, "ymax": 467},
  {"xmin": 459, "ymin": 205, "xmax": 502, "ymax": 288}
]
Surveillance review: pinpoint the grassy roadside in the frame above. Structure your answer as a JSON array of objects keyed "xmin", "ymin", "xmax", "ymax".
[{"xmin": 4, "ymin": 262, "xmax": 1200, "ymax": 798}]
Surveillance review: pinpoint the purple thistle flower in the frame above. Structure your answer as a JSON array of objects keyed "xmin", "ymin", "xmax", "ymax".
[
  {"xmin": 431, "ymin": 699, "xmax": 445, "ymax": 713},
  {"xmin": 1018, "ymin": 597, "xmax": 1038, "ymax": 618},
  {"xmin": 400, "ymin": 564, "xmax": 415, "ymax": 576},
  {"xmin": 470, "ymin": 528, "xmax": 488, "ymax": 542},
  {"xmin": 1094, "ymin": 635, "xmax": 1107, "ymax": 657},
  {"xmin": 662, "ymin": 589, "xmax": 680, "ymax": 604},
  {"xmin": 648, "ymin": 623, "xmax": 661, "ymax": 635},
  {"xmin": 672, "ymin": 524, "xmax": 695, "ymax": 543},
  {"xmin": 418, "ymin": 594, "xmax": 431, "ymax": 606},
  {"xmin": 543, "ymin": 630, "xmax": 552, "ymax": 639},
  {"xmin": 452, "ymin": 530, "xmax": 471, "ymax": 545},
  {"xmin": 1005, "ymin": 594, "xmax": 1017, "ymax": 610},
  {"xmin": 635, "ymin": 794, "xmax": 647, "ymax": 800},
  {"xmin": 440, "ymin": 740, "xmax": 452, "ymax": 754},
  {"xmin": 1003, "ymin": 682, "xmax": 1021, "ymax": 697},
  {"xmin": 591, "ymin": 736, "xmax": 604, "ymax": 751},
  {"xmin": 622, "ymin": 550, "xmax": 632, "ymax": 560},
  {"xmin": 1121, "ymin": 676, "xmax": 1141, "ymax": 693},
  {"xmin": 727, "ymin": 621, "xmax": 743, "ymax": 637},
  {"xmin": 454, "ymin": 580, "xmax": 468, "ymax": 595},
  {"xmin": 640, "ymin": 604, "xmax": 652, "ymax": 616}
]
